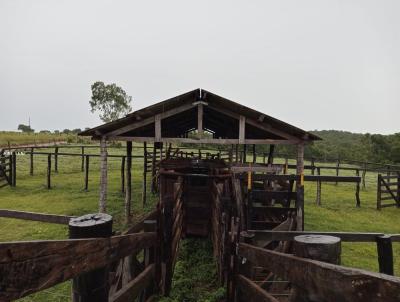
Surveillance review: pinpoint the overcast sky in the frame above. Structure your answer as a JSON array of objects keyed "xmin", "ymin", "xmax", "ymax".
[{"xmin": 0, "ymin": 1, "xmax": 399, "ymax": 134}]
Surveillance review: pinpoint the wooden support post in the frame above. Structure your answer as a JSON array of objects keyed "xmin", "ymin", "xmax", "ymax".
[
  {"xmin": 239, "ymin": 232, "xmax": 256, "ymax": 279},
  {"xmin": 235, "ymin": 144, "xmax": 239, "ymax": 163},
  {"xmin": 197, "ymin": 103, "xmax": 203, "ymax": 138},
  {"xmin": 311, "ymin": 157, "xmax": 315, "ymax": 175},
  {"xmin": 151, "ymin": 144, "xmax": 156, "ymax": 193},
  {"xmin": 54, "ymin": 147, "xmax": 58, "ymax": 172},
  {"xmin": 239, "ymin": 115, "xmax": 245, "ymax": 145},
  {"xmin": 47, "ymin": 154, "xmax": 51, "ymax": 189},
  {"xmin": 30, "ymin": 147, "xmax": 34, "ymax": 176},
  {"xmin": 7, "ymin": 155, "xmax": 12, "ymax": 186},
  {"xmin": 376, "ymin": 235, "xmax": 394, "ymax": 275},
  {"xmin": 296, "ymin": 185, "xmax": 304, "ymax": 231},
  {"xmin": 296, "ymin": 144, "xmax": 305, "ymax": 230},
  {"xmin": 296, "ymin": 144, "xmax": 304, "ymax": 176},
  {"xmin": 99, "ymin": 138, "xmax": 107, "ymax": 213},
  {"xmin": 120, "ymin": 156, "xmax": 125, "ymax": 193},
  {"xmin": 12, "ymin": 151, "xmax": 16, "ymax": 187},
  {"xmin": 267, "ymin": 144, "xmax": 275, "ymax": 165},
  {"xmin": 142, "ymin": 219, "xmax": 157, "ymax": 300},
  {"xmin": 377, "ymin": 174, "xmax": 382, "ymax": 210},
  {"xmin": 69, "ymin": 213, "xmax": 113, "ymax": 302},
  {"xmin": 84, "ymin": 155, "xmax": 89, "ymax": 191},
  {"xmin": 125, "ymin": 141, "xmax": 132, "ymax": 222},
  {"xmin": 290, "ymin": 235, "xmax": 341, "ymax": 302},
  {"xmin": 81, "ymin": 146, "xmax": 85, "ymax": 172},
  {"xmin": 163, "ymin": 198, "xmax": 173, "ymax": 295},
  {"xmin": 142, "ymin": 142, "xmax": 147, "ymax": 207},
  {"xmin": 155, "ymin": 114, "xmax": 161, "ymax": 142},
  {"xmin": 252, "ymin": 144, "xmax": 256, "ymax": 164}
]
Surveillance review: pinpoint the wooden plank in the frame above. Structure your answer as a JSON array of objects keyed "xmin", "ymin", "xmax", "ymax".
[
  {"xmin": 236, "ymin": 274, "xmax": 279, "ymax": 302},
  {"xmin": 110, "ymin": 264, "xmax": 155, "ymax": 302},
  {"xmin": 0, "ymin": 209, "xmax": 74, "ymax": 225},
  {"xmin": 0, "ymin": 232, "xmax": 156, "ymax": 301},
  {"xmin": 238, "ymin": 243, "xmax": 400, "ymax": 302},
  {"xmin": 245, "ymin": 230, "xmax": 386, "ymax": 242},
  {"xmin": 123, "ymin": 209, "xmax": 159, "ymax": 235}
]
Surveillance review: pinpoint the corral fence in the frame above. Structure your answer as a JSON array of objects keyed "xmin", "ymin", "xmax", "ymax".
[
  {"xmin": 0, "ymin": 150, "xmax": 15, "ymax": 188},
  {"xmin": 377, "ymin": 173, "xmax": 400, "ymax": 210}
]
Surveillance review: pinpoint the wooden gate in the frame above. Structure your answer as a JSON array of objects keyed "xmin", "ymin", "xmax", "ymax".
[
  {"xmin": 0, "ymin": 151, "xmax": 14, "ymax": 188},
  {"xmin": 377, "ymin": 173, "xmax": 400, "ymax": 210}
]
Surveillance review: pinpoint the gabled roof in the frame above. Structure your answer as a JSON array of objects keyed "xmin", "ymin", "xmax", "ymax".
[{"xmin": 80, "ymin": 88, "xmax": 320, "ymax": 144}]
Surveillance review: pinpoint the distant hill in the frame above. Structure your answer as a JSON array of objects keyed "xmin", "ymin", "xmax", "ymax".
[{"xmin": 276, "ymin": 130, "xmax": 400, "ymax": 164}]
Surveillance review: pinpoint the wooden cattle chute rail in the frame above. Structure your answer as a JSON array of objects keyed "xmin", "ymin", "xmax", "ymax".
[
  {"xmin": 0, "ymin": 209, "xmax": 162, "ymax": 301},
  {"xmin": 236, "ymin": 242, "xmax": 400, "ymax": 302},
  {"xmin": 377, "ymin": 173, "xmax": 400, "ymax": 210},
  {"xmin": 0, "ymin": 209, "xmax": 75, "ymax": 224}
]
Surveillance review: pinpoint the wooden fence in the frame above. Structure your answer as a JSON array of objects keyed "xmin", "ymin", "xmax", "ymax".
[
  {"xmin": 377, "ymin": 173, "xmax": 400, "ymax": 210},
  {"xmin": 0, "ymin": 151, "xmax": 15, "ymax": 188}
]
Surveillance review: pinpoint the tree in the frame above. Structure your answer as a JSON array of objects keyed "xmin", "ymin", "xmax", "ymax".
[
  {"xmin": 90, "ymin": 81, "xmax": 132, "ymax": 123},
  {"xmin": 18, "ymin": 124, "xmax": 34, "ymax": 133},
  {"xmin": 71, "ymin": 128, "xmax": 82, "ymax": 134},
  {"xmin": 62, "ymin": 129, "xmax": 71, "ymax": 134}
]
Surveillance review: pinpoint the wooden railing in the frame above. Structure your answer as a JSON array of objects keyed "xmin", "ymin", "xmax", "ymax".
[
  {"xmin": 0, "ymin": 209, "xmax": 162, "ymax": 301},
  {"xmin": 0, "ymin": 151, "xmax": 15, "ymax": 188},
  {"xmin": 377, "ymin": 173, "xmax": 400, "ymax": 210},
  {"xmin": 236, "ymin": 242, "xmax": 400, "ymax": 302}
]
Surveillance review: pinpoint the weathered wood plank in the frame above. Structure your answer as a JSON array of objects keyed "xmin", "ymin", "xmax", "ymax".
[
  {"xmin": 245, "ymin": 230, "xmax": 386, "ymax": 242},
  {"xmin": 236, "ymin": 274, "xmax": 279, "ymax": 302},
  {"xmin": 238, "ymin": 243, "xmax": 400, "ymax": 302},
  {"xmin": 109, "ymin": 264, "xmax": 155, "ymax": 302},
  {"xmin": 0, "ymin": 232, "xmax": 156, "ymax": 300},
  {"xmin": 0, "ymin": 209, "xmax": 74, "ymax": 225}
]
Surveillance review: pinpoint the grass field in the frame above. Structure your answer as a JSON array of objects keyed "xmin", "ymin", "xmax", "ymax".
[
  {"xmin": 0, "ymin": 131, "xmax": 89, "ymax": 147},
  {"xmin": 0, "ymin": 144, "xmax": 399, "ymax": 301}
]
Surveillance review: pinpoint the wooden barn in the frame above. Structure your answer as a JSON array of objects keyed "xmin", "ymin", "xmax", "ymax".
[{"xmin": 81, "ymin": 88, "xmax": 320, "ymax": 232}]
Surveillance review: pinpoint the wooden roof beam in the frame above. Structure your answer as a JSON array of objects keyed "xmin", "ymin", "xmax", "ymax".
[
  {"xmin": 116, "ymin": 137, "xmax": 298, "ymax": 145},
  {"xmin": 207, "ymin": 104, "xmax": 302, "ymax": 142},
  {"xmin": 104, "ymin": 102, "xmax": 195, "ymax": 138}
]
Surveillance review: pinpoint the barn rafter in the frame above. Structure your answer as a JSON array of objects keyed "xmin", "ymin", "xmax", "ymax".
[{"xmin": 81, "ymin": 88, "xmax": 320, "ymax": 145}]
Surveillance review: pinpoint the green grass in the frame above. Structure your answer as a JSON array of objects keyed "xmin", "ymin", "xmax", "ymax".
[
  {"xmin": 0, "ymin": 147, "xmax": 399, "ymax": 301},
  {"xmin": 0, "ymin": 131, "xmax": 76, "ymax": 147}
]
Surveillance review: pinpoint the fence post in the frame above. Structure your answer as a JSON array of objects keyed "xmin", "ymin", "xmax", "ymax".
[
  {"xmin": 362, "ymin": 162, "xmax": 367, "ymax": 188},
  {"xmin": 47, "ymin": 154, "xmax": 51, "ymax": 189},
  {"xmin": 81, "ymin": 146, "xmax": 85, "ymax": 172},
  {"xmin": 290, "ymin": 235, "xmax": 341, "ymax": 301},
  {"xmin": 84, "ymin": 155, "xmax": 90, "ymax": 191},
  {"xmin": 120, "ymin": 156, "xmax": 125, "ymax": 193},
  {"xmin": 377, "ymin": 174, "xmax": 382, "ymax": 210},
  {"xmin": 376, "ymin": 235, "xmax": 394, "ymax": 275},
  {"xmin": 69, "ymin": 213, "xmax": 113, "ymax": 302},
  {"xmin": 54, "ymin": 147, "xmax": 58, "ymax": 172},
  {"xmin": 296, "ymin": 185, "xmax": 304, "ymax": 231},
  {"xmin": 355, "ymin": 169, "xmax": 361, "ymax": 207},
  {"xmin": 30, "ymin": 147, "xmax": 34, "ymax": 176},
  {"xmin": 11, "ymin": 151, "xmax": 16, "ymax": 187},
  {"xmin": 336, "ymin": 158, "xmax": 340, "ymax": 185},
  {"xmin": 141, "ymin": 219, "xmax": 157, "ymax": 300}
]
